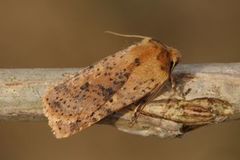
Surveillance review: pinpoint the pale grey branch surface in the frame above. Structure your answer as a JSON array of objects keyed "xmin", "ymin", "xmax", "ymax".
[{"xmin": 0, "ymin": 63, "xmax": 239, "ymax": 138}]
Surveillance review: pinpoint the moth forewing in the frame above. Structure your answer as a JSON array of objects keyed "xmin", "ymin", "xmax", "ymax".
[{"xmin": 43, "ymin": 38, "xmax": 181, "ymax": 138}]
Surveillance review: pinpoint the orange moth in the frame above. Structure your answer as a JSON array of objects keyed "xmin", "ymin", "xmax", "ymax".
[{"xmin": 43, "ymin": 32, "xmax": 181, "ymax": 138}]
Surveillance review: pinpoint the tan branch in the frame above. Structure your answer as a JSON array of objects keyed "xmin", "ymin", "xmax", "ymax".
[{"xmin": 0, "ymin": 63, "xmax": 239, "ymax": 138}]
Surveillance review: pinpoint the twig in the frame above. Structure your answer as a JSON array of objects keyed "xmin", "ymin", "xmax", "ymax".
[{"xmin": 0, "ymin": 63, "xmax": 239, "ymax": 138}]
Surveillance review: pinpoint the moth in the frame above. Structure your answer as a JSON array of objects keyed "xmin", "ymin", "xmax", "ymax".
[{"xmin": 43, "ymin": 32, "xmax": 181, "ymax": 138}]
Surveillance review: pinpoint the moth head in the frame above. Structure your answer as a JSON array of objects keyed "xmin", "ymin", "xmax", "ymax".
[{"xmin": 168, "ymin": 47, "xmax": 182, "ymax": 71}]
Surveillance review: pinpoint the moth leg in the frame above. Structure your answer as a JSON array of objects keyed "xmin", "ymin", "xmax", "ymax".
[
  {"xmin": 129, "ymin": 83, "xmax": 165, "ymax": 126},
  {"xmin": 169, "ymin": 74, "xmax": 176, "ymax": 89},
  {"xmin": 129, "ymin": 100, "xmax": 146, "ymax": 126}
]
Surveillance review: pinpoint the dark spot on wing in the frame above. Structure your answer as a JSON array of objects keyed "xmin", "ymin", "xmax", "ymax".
[
  {"xmin": 106, "ymin": 66, "xmax": 113, "ymax": 70},
  {"xmin": 97, "ymin": 85, "xmax": 115, "ymax": 100},
  {"xmin": 160, "ymin": 65, "xmax": 168, "ymax": 71},
  {"xmin": 88, "ymin": 65, "xmax": 94, "ymax": 69},
  {"xmin": 80, "ymin": 82, "xmax": 89, "ymax": 90},
  {"xmin": 105, "ymin": 108, "xmax": 112, "ymax": 114},
  {"xmin": 92, "ymin": 117, "xmax": 97, "ymax": 122},
  {"xmin": 134, "ymin": 58, "xmax": 141, "ymax": 66},
  {"xmin": 123, "ymin": 72, "xmax": 130, "ymax": 77},
  {"xmin": 157, "ymin": 49, "xmax": 169, "ymax": 60},
  {"xmin": 53, "ymin": 101, "xmax": 61, "ymax": 108},
  {"xmin": 113, "ymin": 80, "xmax": 125, "ymax": 86}
]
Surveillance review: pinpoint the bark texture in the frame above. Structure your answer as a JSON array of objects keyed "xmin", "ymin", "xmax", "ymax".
[{"xmin": 0, "ymin": 63, "xmax": 239, "ymax": 138}]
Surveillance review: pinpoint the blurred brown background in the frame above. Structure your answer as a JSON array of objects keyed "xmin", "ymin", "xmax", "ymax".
[{"xmin": 0, "ymin": 0, "xmax": 240, "ymax": 160}]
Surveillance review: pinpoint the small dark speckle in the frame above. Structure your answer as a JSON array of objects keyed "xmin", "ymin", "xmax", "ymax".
[
  {"xmin": 160, "ymin": 65, "xmax": 167, "ymax": 71},
  {"xmin": 53, "ymin": 101, "xmax": 61, "ymax": 108},
  {"xmin": 88, "ymin": 65, "xmax": 94, "ymax": 69},
  {"xmin": 118, "ymin": 75, "xmax": 124, "ymax": 79},
  {"xmin": 90, "ymin": 112, "xmax": 95, "ymax": 117},
  {"xmin": 98, "ymin": 85, "xmax": 115, "ymax": 100},
  {"xmin": 92, "ymin": 117, "xmax": 97, "ymax": 122},
  {"xmin": 96, "ymin": 104, "xmax": 101, "ymax": 107},
  {"xmin": 113, "ymin": 80, "xmax": 125, "ymax": 86},
  {"xmin": 124, "ymin": 72, "xmax": 130, "ymax": 77},
  {"xmin": 107, "ymin": 66, "xmax": 113, "ymax": 70},
  {"xmin": 80, "ymin": 82, "xmax": 89, "ymax": 90},
  {"xmin": 105, "ymin": 87, "xmax": 114, "ymax": 96},
  {"xmin": 105, "ymin": 109, "xmax": 112, "ymax": 114},
  {"xmin": 113, "ymin": 80, "xmax": 118, "ymax": 85},
  {"xmin": 134, "ymin": 58, "xmax": 141, "ymax": 66}
]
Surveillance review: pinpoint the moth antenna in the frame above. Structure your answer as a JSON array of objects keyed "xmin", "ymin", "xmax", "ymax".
[{"xmin": 105, "ymin": 31, "xmax": 151, "ymax": 40}]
